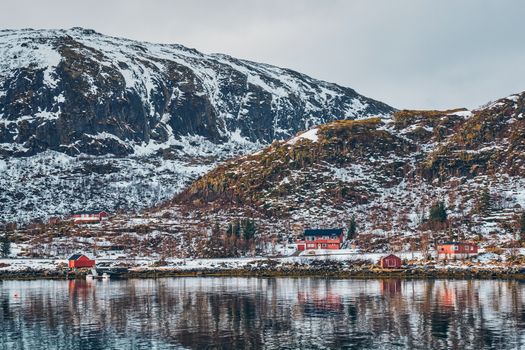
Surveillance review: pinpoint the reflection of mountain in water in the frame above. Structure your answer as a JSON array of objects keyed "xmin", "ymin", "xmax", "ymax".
[{"xmin": 0, "ymin": 278, "xmax": 524, "ymax": 349}]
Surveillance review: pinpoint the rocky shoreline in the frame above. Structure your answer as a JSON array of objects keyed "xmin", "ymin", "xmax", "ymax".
[{"xmin": 2, "ymin": 264, "xmax": 525, "ymax": 281}]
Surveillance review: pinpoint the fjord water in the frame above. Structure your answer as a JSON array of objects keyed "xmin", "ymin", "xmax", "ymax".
[{"xmin": 0, "ymin": 278, "xmax": 524, "ymax": 349}]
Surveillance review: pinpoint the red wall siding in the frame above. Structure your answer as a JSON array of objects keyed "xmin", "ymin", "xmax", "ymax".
[
  {"xmin": 69, "ymin": 255, "xmax": 96, "ymax": 268},
  {"xmin": 380, "ymin": 255, "xmax": 401, "ymax": 269},
  {"xmin": 438, "ymin": 244, "xmax": 478, "ymax": 255}
]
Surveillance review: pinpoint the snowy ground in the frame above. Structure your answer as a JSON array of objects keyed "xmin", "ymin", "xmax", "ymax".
[{"xmin": 0, "ymin": 249, "xmax": 521, "ymax": 274}]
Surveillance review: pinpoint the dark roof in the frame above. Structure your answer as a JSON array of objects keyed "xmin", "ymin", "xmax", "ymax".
[
  {"xmin": 68, "ymin": 253, "xmax": 85, "ymax": 260},
  {"xmin": 72, "ymin": 212, "xmax": 104, "ymax": 215},
  {"xmin": 304, "ymin": 228, "xmax": 343, "ymax": 236},
  {"xmin": 381, "ymin": 254, "xmax": 401, "ymax": 260}
]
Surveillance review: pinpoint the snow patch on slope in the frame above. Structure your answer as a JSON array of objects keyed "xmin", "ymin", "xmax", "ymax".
[
  {"xmin": 0, "ymin": 30, "xmax": 62, "ymax": 85},
  {"xmin": 287, "ymin": 128, "xmax": 319, "ymax": 145}
]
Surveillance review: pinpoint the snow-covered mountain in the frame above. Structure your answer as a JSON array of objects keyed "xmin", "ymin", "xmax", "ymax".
[
  {"xmin": 7, "ymin": 92, "xmax": 525, "ymax": 258},
  {"xmin": 0, "ymin": 28, "xmax": 393, "ymax": 223}
]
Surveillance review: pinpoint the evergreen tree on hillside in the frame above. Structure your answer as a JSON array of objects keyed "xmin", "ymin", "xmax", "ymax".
[
  {"xmin": 347, "ymin": 216, "xmax": 357, "ymax": 240},
  {"xmin": 519, "ymin": 212, "xmax": 525, "ymax": 241},
  {"xmin": 476, "ymin": 189, "xmax": 491, "ymax": 214},
  {"xmin": 234, "ymin": 220, "xmax": 241, "ymax": 239},
  {"xmin": 0, "ymin": 235, "xmax": 10, "ymax": 258},
  {"xmin": 226, "ymin": 223, "xmax": 233, "ymax": 238},
  {"xmin": 429, "ymin": 201, "xmax": 447, "ymax": 230},
  {"xmin": 243, "ymin": 219, "xmax": 256, "ymax": 241}
]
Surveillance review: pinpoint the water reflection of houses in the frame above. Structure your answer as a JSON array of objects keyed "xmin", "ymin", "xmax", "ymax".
[
  {"xmin": 297, "ymin": 290, "xmax": 344, "ymax": 316},
  {"xmin": 68, "ymin": 279, "xmax": 95, "ymax": 299},
  {"xmin": 434, "ymin": 281, "xmax": 457, "ymax": 309},
  {"xmin": 3, "ymin": 278, "xmax": 525, "ymax": 349},
  {"xmin": 380, "ymin": 279, "xmax": 402, "ymax": 296}
]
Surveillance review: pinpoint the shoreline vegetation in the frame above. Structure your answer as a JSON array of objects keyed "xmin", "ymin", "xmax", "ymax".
[{"xmin": 2, "ymin": 261, "xmax": 525, "ymax": 281}]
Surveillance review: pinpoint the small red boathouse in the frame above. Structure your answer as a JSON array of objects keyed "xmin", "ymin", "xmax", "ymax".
[
  {"xmin": 379, "ymin": 254, "xmax": 402, "ymax": 269},
  {"xmin": 68, "ymin": 254, "xmax": 96, "ymax": 268}
]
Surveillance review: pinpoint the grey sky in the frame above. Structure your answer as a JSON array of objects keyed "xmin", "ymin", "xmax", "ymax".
[{"xmin": 2, "ymin": 0, "xmax": 524, "ymax": 109}]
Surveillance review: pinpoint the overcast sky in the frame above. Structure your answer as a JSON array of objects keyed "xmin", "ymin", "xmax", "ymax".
[{"xmin": 2, "ymin": 0, "xmax": 524, "ymax": 109}]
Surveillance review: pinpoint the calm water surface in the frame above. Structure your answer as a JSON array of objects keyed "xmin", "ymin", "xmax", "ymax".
[{"xmin": 1, "ymin": 277, "xmax": 524, "ymax": 349}]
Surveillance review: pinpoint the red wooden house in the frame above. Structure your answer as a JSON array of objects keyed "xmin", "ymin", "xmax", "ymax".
[
  {"xmin": 68, "ymin": 254, "xmax": 96, "ymax": 268},
  {"xmin": 379, "ymin": 254, "xmax": 402, "ymax": 269},
  {"xmin": 437, "ymin": 242, "xmax": 478, "ymax": 260},
  {"xmin": 296, "ymin": 228, "xmax": 344, "ymax": 251},
  {"xmin": 72, "ymin": 211, "xmax": 109, "ymax": 224}
]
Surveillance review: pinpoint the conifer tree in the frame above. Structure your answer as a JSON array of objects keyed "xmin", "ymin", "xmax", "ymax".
[
  {"xmin": 226, "ymin": 223, "xmax": 233, "ymax": 238},
  {"xmin": 0, "ymin": 235, "xmax": 10, "ymax": 258},
  {"xmin": 429, "ymin": 201, "xmax": 447, "ymax": 223},
  {"xmin": 428, "ymin": 201, "xmax": 447, "ymax": 231},
  {"xmin": 243, "ymin": 219, "xmax": 256, "ymax": 241},
  {"xmin": 519, "ymin": 212, "xmax": 525, "ymax": 241},
  {"xmin": 477, "ymin": 189, "xmax": 491, "ymax": 214},
  {"xmin": 234, "ymin": 220, "xmax": 241, "ymax": 239},
  {"xmin": 347, "ymin": 216, "xmax": 357, "ymax": 240}
]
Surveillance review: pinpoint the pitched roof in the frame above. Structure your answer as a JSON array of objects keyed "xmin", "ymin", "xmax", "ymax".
[
  {"xmin": 381, "ymin": 254, "xmax": 401, "ymax": 260},
  {"xmin": 68, "ymin": 253, "xmax": 85, "ymax": 260},
  {"xmin": 304, "ymin": 228, "xmax": 343, "ymax": 236},
  {"xmin": 72, "ymin": 213, "xmax": 102, "ymax": 216}
]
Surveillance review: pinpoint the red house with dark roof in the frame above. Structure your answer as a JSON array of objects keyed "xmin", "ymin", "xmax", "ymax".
[
  {"xmin": 437, "ymin": 242, "xmax": 478, "ymax": 260},
  {"xmin": 296, "ymin": 228, "xmax": 344, "ymax": 251},
  {"xmin": 68, "ymin": 254, "xmax": 96, "ymax": 268}
]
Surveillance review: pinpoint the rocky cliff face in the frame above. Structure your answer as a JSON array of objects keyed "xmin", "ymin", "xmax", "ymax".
[
  {"xmin": 0, "ymin": 27, "xmax": 393, "ymax": 157},
  {"xmin": 0, "ymin": 28, "xmax": 393, "ymax": 223}
]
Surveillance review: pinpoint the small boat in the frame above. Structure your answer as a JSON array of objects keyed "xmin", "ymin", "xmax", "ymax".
[
  {"xmin": 86, "ymin": 268, "xmax": 112, "ymax": 280},
  {"xmin": 85, "ymin": 267, "xmax": 128, "ymax": 280},
  {"xmin": 86, "ymin": 268, "xmax": 98, "ymax": 280}
]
